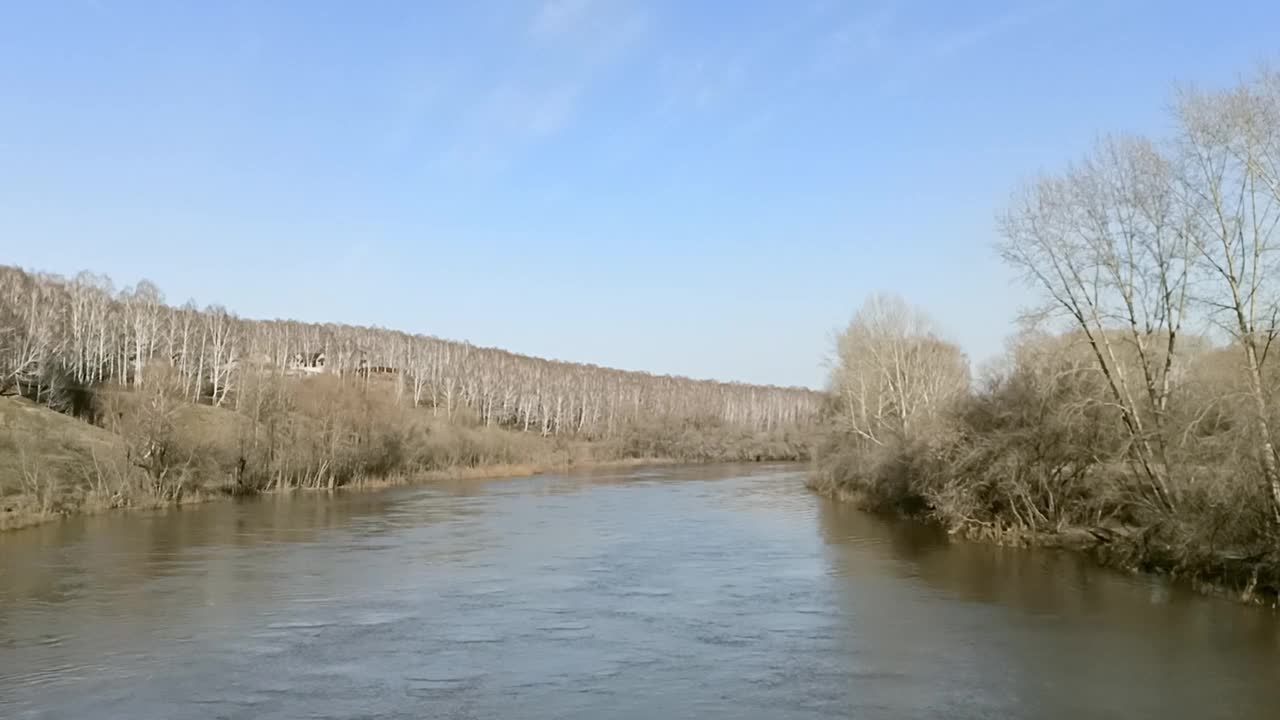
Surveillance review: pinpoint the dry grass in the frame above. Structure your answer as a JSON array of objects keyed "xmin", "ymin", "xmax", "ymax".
[
  {"xmin": 2, "ymin": 384, "xmax": 791, "ymax": 533},
  {"xmin": 1, "ymin": 396, "xmax": 133, "ymax": 530}
]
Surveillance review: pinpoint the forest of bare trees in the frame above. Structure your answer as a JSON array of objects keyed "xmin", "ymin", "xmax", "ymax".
[
  {"xmin": 0, "ymin": 265, "xmax": 818, "ymax": 435},
  {"xmin": 0, "ymin": 264, "xmax": 819, "ymax": 528},
  {"xmin": 814, "ymin": 69, "xmax": 1280, "ymax": 602}
]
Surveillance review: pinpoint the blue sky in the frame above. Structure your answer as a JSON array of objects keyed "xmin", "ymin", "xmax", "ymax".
[{"xmin": 3, "ymin": 1, "xmax": 1278, "ymax": 388}]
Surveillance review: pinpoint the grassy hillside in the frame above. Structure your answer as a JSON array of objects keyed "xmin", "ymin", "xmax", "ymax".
[
  {"xmin": 2, "ymin": 374, "xmax": 811, "ymax": 531},
  {"xmin": 1, "ymin": 396, "xmax": 130, "ymax": 530}
]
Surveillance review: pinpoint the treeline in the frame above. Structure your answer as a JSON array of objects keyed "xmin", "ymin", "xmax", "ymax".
[
  {"xmin": 813, "ymin": 70, "xmax": 1280, "ymax": 601},
  {"xmin": 0, "ymin": 265, "xmax": 817, "ymax": 527},
  {"xmin": 0, "ymin": 265, "xmax": 818, "ymax": 435}
]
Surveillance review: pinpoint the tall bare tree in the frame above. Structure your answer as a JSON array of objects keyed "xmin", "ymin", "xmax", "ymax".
[
  {"xmin": 1176, "ymin": 70, "xmax": 1280, "ymax": 521},
  {"xmin": 1000, "ymin": 136, "xmax": 1191, "ymax": 512}
]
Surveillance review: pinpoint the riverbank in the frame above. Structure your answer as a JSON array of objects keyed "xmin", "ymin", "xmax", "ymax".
[
  {"xmin": 1, "ymin": 453, "xmax": 701, "ymax": 533},
  {"xmin": 806, "ymin": 475, "xmax": 1280, "ymax": 608},
  {"xmin": 2, "ymin": 391, "xmax": 796, "ymax": 532}
]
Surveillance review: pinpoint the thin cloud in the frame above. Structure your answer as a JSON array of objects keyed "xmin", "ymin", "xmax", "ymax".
[
  {"xmin": 435, "ymin": 81, "xmax": 583, "ymax": 176},
  {"xmin": 487, "ymin": 82, "xmax": 583, "ymax": 138},
  {"xmin": 529, "ymin": 0, "xmax": 650, "ymax": 64},
  {"xmin": 657, "ymin": 54, "xmax": 748, "ymax": 113},
  {"xmin": 812, "ymin": 3, "xmax": 898, "ymax": 73},
  {"xmin": 931, "ymin": 4, "xmax": 1055, "ymax": 58},
  {"xmin": 436, "ymin": 1, "xmax": 647, "ymax": 175},
  {"xmin": 529, "ymin": 0, "xmax": 597, "ymax": 38}
]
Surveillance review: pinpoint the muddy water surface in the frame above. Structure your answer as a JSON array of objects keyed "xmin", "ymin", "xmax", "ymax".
[{"xmin": 2, "ymin": 464, "xmax": 1278, "ymax": 719}]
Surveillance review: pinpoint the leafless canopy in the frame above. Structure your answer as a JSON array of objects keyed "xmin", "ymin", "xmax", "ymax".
[
  {"xmin": 829, "ymin": 293, "xmax": 969, "ymax": 448},
  {"xmin": 1000, "ymin": 69, "xmax": 1280, "ymax": 521},
  {"xmin": 0, "ymin": 265, "xmax": 820, "ymax": 437}
]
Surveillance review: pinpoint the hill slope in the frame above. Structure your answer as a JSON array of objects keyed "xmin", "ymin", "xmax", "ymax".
[{"xmin": 1, "ymin": 396, "xmax": 127, "ymax": 529}]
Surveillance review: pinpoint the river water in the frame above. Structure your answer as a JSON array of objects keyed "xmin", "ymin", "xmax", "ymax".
[{"xmin": 1, "ymin": 464, "xmax": 1278, "ymax": 719}]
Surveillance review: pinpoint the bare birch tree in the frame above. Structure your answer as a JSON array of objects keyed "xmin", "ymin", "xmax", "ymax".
[
  {"xmin": 1176, "ymin": 70, "xmax": 1280, "ymax": 521},
  {"xmin": 999, "ymin": 136, "xmax": 1191, "ymax": 513},
  {"xmin": 830, "ymin": 294, "xmax": 969, "ymax": 448}
]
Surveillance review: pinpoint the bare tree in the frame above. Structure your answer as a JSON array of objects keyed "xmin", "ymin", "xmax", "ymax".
[
  {"xmin": 1176, "ymin": 70, "xmax": 1280, "ymax": 521},
  {"xmin": 122, "ymin": 280, "xmax": 163, "ymax": 389},
  {"xmin": 1000, "ymin": 136, "xmax": 1191, "ymax": 513},
  {"xmin": 830, "ymin": 294, "xmax": 969, "ymax": 447}
]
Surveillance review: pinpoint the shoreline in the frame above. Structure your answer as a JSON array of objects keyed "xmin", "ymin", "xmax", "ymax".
[
  {"xmin": 806, "ymin": 478, "xmax": 1280, "ymax": 609},
  {"xmin": 0, "ymin": 456, "xmax": 746, "ymax": 534}
]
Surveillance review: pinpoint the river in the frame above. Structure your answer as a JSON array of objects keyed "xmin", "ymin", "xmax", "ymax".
[{"xmin": 1, "ymin": 464, "xmax": 1278, "ymax": 719}]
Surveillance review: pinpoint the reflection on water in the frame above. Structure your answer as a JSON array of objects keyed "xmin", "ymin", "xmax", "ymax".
[{"xmin": 1, "ymin": 464, "xmax": 1278, "ymax": 719}]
